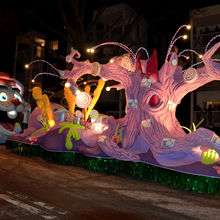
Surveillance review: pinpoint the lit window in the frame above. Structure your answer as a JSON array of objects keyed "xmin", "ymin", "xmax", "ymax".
[
  {"xmin": 34, "ymin": 38, "xmax": 45, "ymax": 47},
  {"xmin": 50, "ymin": 40, "xmax": 59, "ymax": 51},
  {"xmin": 34, "ymin": 38, "xmax": 45, "ymax": 57},
  {"xmin": 36, "ymin": 46, "xmax": 42, "ymax": 57}
]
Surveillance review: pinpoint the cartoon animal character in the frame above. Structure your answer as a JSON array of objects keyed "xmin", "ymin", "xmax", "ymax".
[{"xmin": 0, "ymin": 72, "xmax": 30, "ymax": 143}]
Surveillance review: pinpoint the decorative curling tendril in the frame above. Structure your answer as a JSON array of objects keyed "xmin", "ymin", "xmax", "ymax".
[
  {"xmin": 32, "ymin": 72, "xmax": 61, "ymax": 81},
  {"xmin": 90, "ymin": 42, "xmax": 135, "ymax": 59},
  {"xmin": 178, "ymin": 49, "xmax": 201, "ymax": 57},
  {"xmin": 135, "ymin": 47, "xmax": 150, "ymax": 60},
  {"xmin": 66, "ymin": 50, "xmax": 81, "ymax": 63},
  {"xmin": 28, "ymin": 59, "xmax": 61, "ymax": 72},
  {"xmin": 205, "ymin": 35, "xmax": 220, "ymax": 52},
  {"xmin": 165, "ymin": 24, "xmax": 190, "ymax": 61}
]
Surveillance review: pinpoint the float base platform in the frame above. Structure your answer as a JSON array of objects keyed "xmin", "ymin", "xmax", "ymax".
[{"xmin": 5, "ymin": 140, "xmax": 220, "ymax": 195}]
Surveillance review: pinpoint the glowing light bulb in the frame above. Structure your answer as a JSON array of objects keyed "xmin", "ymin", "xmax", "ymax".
[
  {"xmin": 90, "ymin": 48, "xmax": 95, "ymax": 53},
  {"xmin": 84, "ymin": 82, "xmax": 87, "ymax": 85},
  {"xmin": 48, "ymin": 119, "xmax": 55, "ymax": 128},
  {"xmin": 87, "ymin": 48, "xmax": 91, "ymax": 53},
  {"xmin": 76, "ymin": 90, "xmax": 81, "ymax": 95},
  {"xmin": 32, "ymin": 79, "xmax": 35, "ymax": 83},
  {"xmin": 183, "ymin": 35, "xmax": 188, "ymax": 40},
  {"xmin": 186, "ymin": 56, "xmax": 190, "ymax": 60},
  {"xmin": 106, "ymin": 87, "xmax": 111, "ymax": 91},
  {"xmin": 91, "ymin": 118, "xmax": 95, "ymax": 123},
  {"xmin": 65, "ymin": 82, "xmax": 71, "ymax": 88},
  {"xmin": 24, "ymin": 64, "xmax": 29, "ymax": 69},
  {"xmin": 110, "ymin": 59, "xmax": 114, "ymax": 63},
  {"xmin": 199, "ymin": 54, "xmax": 203, "ymax": 59},
  {"xmin": 186, "ymin": 25, "xmax": 191, "ymax": 30}
]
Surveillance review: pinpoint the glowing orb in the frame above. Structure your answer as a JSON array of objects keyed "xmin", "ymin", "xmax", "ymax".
[
  {"xmin": 90, "ymin": 110, "xmax": 99, "ymax": 120},
  {"xmin": 75, "ymin": 92, "xmax": 92, "ymax": 108},
  {"xmin": 201, "ymin": 149, "xmax": 219, "ymax": 165},
  {"xmin": 183, "ymin": 68, "xmax": 198, "ymax": 83},
  {"xmin": 48, "ymin": 119, "xmax": 55, "ymax": 127},
  {"xmin": 106, "ymin": 87, "xmax": 111, "ymax": 91},
  {"xmin": 186, "ymin": 25, "xmax": 191, "ymax": 30},
  {"xmin": 65, "ymin": 82, "xmax": 70, "ymax": 88},
  {"xmin": 24, "ymin": 64, "xmax": 29, "ymax": 69}
]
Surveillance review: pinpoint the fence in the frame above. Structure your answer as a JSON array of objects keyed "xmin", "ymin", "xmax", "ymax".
[{"xmin": 193, "ymin": 110, "xmax": 220, "ymax": 128}]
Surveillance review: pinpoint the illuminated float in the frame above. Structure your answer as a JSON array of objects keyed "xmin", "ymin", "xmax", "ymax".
[{"xmin": 6, "ymin": 25, "xmax": 220, "ymax": 194}]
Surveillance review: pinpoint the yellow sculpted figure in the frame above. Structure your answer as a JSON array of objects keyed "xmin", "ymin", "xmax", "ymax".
[
  {"xmin": 32, "ymin": 87, "xmax": 55, "ymax": 127},
  {"xmin": 64, "ymin": 79, "xmax": 75, "ymax": 117}
]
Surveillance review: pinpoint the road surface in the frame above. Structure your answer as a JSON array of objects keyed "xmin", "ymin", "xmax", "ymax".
[{"xmin": 0, "ymin": 145, "xmax": 220, "ymax": 219}]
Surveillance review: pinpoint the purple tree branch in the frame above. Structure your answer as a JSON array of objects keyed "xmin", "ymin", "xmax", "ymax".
[{"xmin": 171, "ymin": 43, "xmax": 220, "ymax": 104}]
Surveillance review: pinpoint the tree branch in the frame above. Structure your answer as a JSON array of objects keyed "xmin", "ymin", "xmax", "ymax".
[
  {"xmin": 172, "ymin": 42, "xmax": 220, "ymax": 104},
  {"xmin": 25, "ymin": 9, "xmax": 70, "ymax": 44}
]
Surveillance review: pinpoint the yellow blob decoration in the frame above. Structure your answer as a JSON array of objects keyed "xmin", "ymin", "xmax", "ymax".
[
  {"xmin": 64, "ymin": 79, "xmax": 76, "ymax": 117},
  {"xmin": 32, "ymin": 87, "xmax": 55, "ymax": 127},
  {"xmin": 85, "ymin": 78, "xmax": 105, "ymax": 120},
  {"xmin": 201, "ymin": 149, "xmax": 219, "ymax": 165}
]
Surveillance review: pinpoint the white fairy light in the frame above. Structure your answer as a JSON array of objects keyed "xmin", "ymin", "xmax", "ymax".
[
  {"xmin": 106, "ymin": 87, "xmax": 111, "ymax": 91},
  {"xmin": 24, "ymin": 64, "xmax": 29, "ymax": 69},
  {"xmin": 75, "ymin": 90, "xmax": 81, "ymax": 95},
  {"xmin": 65, "ymin": 82, "xmax": 71, "ymax": 88}
]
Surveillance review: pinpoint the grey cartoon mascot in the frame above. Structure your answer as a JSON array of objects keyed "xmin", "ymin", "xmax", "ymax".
[{"xmin": 0, "ymin": 72, "xmax": 31, "ymax": 143}]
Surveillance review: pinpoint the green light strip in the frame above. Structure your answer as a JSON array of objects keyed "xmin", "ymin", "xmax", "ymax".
[{"xmin": 5, "ymin": 140, "xmax": 220, "ymax": 195}]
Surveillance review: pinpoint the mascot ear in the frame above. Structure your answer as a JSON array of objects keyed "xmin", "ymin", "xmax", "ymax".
[{"xmin": 12, "ymin": 79, "xmax": 24, "ymax": 96}]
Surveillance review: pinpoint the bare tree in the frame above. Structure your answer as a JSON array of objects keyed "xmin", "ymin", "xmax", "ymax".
[{"xmin": 26, "ymin": 0, "xmax": 147, "ymax": 60}]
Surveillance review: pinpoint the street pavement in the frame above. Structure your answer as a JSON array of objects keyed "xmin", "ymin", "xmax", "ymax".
[{"xmin": 0, "ymin": 145, "xmax": 220, "ymax": 220}]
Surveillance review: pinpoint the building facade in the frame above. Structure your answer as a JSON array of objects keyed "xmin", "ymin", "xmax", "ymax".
[
  {"xmin": 93, "ymin": 3, "xmax": 148, "ymax": 118},
  {"xmin": 190, "ymin": 4, "xmax": 220, "ymax": 131}
]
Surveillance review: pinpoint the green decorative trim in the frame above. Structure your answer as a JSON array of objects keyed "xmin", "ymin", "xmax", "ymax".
[{"xmin": 5, "ymin": 140, "xmax": 220, "ymax": 195}]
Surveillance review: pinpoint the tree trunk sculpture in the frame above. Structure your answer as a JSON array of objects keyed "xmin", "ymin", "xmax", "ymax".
[{"xmin": 58, "ymin": 42, "xmax": 220, "ymax": 167}]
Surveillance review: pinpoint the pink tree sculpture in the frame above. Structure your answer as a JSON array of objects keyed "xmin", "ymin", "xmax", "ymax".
[{"xmin": 58, "ymin": 41, "xmax": 220, "ymax": 167}]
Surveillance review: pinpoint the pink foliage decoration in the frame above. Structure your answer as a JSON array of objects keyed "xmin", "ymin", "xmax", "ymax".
[{"xmin": 57, "ymin": 35, "xmax": 220, "ymax": 167}]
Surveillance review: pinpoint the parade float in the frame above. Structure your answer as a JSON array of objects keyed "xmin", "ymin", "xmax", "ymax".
[{"xmin": 6, "ymin": 25, "xmax": 220, "ymax": 194}]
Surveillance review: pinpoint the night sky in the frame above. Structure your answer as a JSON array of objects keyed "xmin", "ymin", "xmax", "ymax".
[
  {"xmin": 0, "ymin": 0, "xmax": 220, "ymax": 73},
  {"xmin": 0, "ymin": 0, "xmax": 219, "ymax": 125}
]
